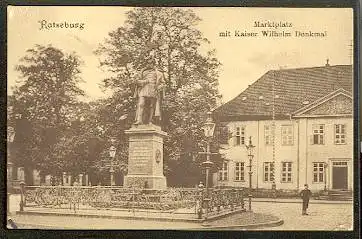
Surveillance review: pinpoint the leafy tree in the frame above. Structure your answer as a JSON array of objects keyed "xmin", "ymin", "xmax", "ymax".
[
  {"xmin": 50, "ymin": 102, "xmax": 106, "ymax": 180},
  {"xmin": 7, "ymin": 95, "xmax": 35, "ymax": 183},
  {"xmin": 12, "ymin": 45, "xmax": 85, "ymax": 181},
  {"xmin": 96, "ymin": 7, "xmax": 222, "ymax": 186}
]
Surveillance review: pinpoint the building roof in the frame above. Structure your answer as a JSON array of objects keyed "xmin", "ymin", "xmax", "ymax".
[{"xmin": 214, "ymin": 65, "xmax": 352, "ymax": 121}]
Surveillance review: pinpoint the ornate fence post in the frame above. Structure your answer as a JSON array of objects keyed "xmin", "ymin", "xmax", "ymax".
[
  {"xmin": 69, "ymin": 188, "xmax": 72, "ymax": 210},
  {"xmin": 272, "ymin": 181, "xmax": 277, "ymax": 198},
  {"xmin": 216, "ymin": 189, "xmax": 221, "ymax": 213},
  {"xmin": 239, "ymin": 188, "xmax": 244, "ymax": 210},
  {"xmin": 197, "ymin": 186, "xmax": 203, "ymax": 219},
  {"xmin": 209, "ymin": 188, "xmax": 214, "ymax": 213},
  {"xmin": 132, "ymin": 187, "xmax": 136, "ymax": 215},
  {"xmin": 19, "ymin": 181, "xmax": 25, "ymax": 212},
  {"xmin": 231, "ymin": 189, "xmax": 235, "ymax": 211}
]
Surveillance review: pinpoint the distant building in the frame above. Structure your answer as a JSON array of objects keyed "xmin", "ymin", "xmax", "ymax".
[{"xmin": 213, "ymin": 64, "xmax": 353, "ymax": 192}]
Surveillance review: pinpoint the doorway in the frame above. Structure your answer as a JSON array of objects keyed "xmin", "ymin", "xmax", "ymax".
[{"xmin": 332, "ymin": 161, "xmax": 348, "ymax": 190}]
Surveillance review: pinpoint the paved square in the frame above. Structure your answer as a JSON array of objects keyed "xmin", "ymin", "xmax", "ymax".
[{"xmin": 253, "ymin": 201, "xmax": 353, "ymax": 230}]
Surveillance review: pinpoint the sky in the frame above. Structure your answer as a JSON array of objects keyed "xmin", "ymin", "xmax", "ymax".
[{"xmin": 7, "ymin": 7, "xmax": 353, "ymax": 103}]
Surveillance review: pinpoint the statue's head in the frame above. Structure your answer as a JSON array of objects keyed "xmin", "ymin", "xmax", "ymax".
[{"xmin": 145, "ymin": 58, "xmax": 156, "ymax": 69}]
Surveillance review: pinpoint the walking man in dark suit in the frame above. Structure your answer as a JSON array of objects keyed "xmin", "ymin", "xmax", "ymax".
[{"xmin": 300, "ymin": 184, "xmax": 312, "ymax": 215}]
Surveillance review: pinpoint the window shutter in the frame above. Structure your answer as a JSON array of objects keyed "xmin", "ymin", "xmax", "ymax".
[{"xmin": 309, "ymin": 135, "xmax": 314, "ymax": 145}]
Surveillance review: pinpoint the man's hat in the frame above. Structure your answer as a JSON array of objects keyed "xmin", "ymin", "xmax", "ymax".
[{"xmin": 304, "ymin": 184, "xmax": 308, "ymax": 187}]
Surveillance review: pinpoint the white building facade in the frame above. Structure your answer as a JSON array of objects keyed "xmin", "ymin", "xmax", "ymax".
[{"xmin": 213, "ymin": 65, "xmax": 353, "ymax": 192}]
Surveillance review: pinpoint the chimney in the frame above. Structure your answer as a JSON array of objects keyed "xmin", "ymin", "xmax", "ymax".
[{"xmin": 325, "ymin": 58, "xmax": 330, "ymax": 66}]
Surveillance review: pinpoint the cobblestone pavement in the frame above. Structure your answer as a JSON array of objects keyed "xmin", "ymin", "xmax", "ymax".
[{"xmin": 253, "ymin": 201, "xmax": 353, "ymax": 230}]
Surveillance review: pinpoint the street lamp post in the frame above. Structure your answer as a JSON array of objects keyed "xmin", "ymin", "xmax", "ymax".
[
  {"xmin": 245, "ymin": 136, "xmax": 255, "ymax": 211},
  {"xmin": 109, "ymin": 137, "xmax": 117, "ymax": 186},
  {"xmin": 201, "ymin": 111, "xmax": 215, "ymax": 221},
  {"xmin": 271, "ymin": 71, "xmax": 279, "ymax": 190}
]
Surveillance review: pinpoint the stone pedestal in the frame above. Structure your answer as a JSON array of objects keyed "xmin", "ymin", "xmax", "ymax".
[{"xmin": 124, "ymin": 124, "xmax": 167, "ymax": 189}]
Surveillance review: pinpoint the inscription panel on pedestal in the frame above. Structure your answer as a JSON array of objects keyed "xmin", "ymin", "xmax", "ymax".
[{"xmin": 129, "ymin": 142, "xmax": 152, "ymax": 174}]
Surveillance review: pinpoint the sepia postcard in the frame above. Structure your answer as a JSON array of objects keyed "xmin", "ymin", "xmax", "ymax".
[{"xmin": 6, "ymin": 6, "xmax": 356, "ymax": 231}]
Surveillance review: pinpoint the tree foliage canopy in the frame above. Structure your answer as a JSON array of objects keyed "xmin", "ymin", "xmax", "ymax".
[
  {"xmin": 10, "ymin": 8, "xmax": 223, "ymax": 186},
  {"xmin": 11, "ymin": 45, "xmax": 87, "ymax": 178},
  {"xmin": 96, "ymin": 8, "xmax": 222, "ymax": 184}
]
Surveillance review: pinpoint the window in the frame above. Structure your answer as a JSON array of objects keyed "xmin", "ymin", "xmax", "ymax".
[
  {"xmin": 235, "ymin": 162, "xmax": 245, "ymax": 181},
  {"xmin": 313, "ymin": 163, "xmax": 325, "ymax": 182},
  {"xmin": 264, "ymin": 162, "xmax": 275, "ymax": 182},
  {"xmin": 12, "ymin": 168, "xmax": 18, "ymax": 181},
  {"xmin": 218, "ymin": 162, "xmax": 228, "ymax": 181},
  {"xmin": 235, "ymin": 126, "xmax": 245, "ymax": 145},
  {"xmin": 265, "ymin": 125, "xmax": 272, "ymax": 145},
  {"xmin": 335, "ymin": 124, "xmax": 346, "ymax": 144},
  {"xmin": 281, "ymin": 162, "xmax": 292, "ymax": 182},
  {"xmin": 312, "ymin": 124, "xmax": 324, "ymax": 145},
  {"xmin": 281, "ymin": 125, "xmax": 293, "ymax": 145}
]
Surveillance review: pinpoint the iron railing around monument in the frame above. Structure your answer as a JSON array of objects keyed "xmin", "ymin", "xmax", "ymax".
[
  {"xmin": 20, "ymin": 185, "xmax": 245, "ymax": 219},
  {"xmin": 198, "ymin": 188, "xmax": 245, "ymax": 218}
]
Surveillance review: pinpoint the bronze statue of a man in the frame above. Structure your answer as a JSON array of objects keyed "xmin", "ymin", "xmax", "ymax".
[{"xmin": 134, "ymin": 60, "xmax": 165, "ymax": 125}]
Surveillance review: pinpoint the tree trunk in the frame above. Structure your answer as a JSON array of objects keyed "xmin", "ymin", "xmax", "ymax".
[{"xmin": 24, "ymin": 166, "xmax": 34, "ymax": 185}]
